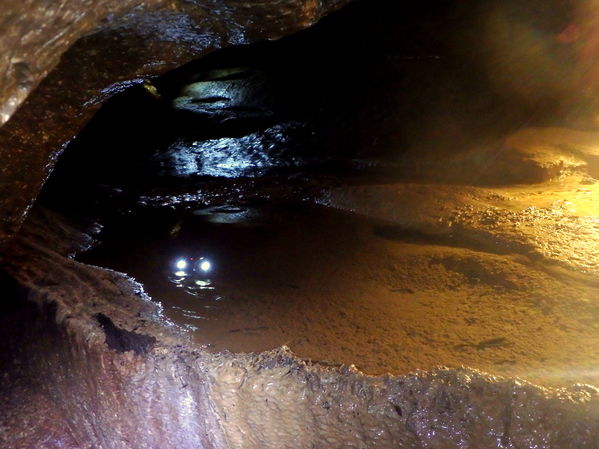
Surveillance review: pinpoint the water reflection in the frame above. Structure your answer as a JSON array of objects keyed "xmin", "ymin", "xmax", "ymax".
[
  {"xmin": 78, "ymin": 202, "xmax": 599, "ymax": 386},
  {"xmin": 157, "ymin": 121, "xmax": 316, "ymax": 178},
  {"xmin": 169, "ymin": 256, "xmax": 220, "ymax": 300}
]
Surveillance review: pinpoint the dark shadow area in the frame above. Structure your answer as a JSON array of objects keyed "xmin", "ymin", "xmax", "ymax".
[
  {"xmin": 0, "ymin": 269, "xmax": 27, "ymax": 317},
  {"xmin": 40, "ymin": 0, "xmax": 580, "ymax": 216},
  {"xmin": 0, "ymin": 295, "xmax": 80, "ymax": 449},
  {"xmin": 94, "ymin": 313, "xmax": 156, "ymax": 355}
]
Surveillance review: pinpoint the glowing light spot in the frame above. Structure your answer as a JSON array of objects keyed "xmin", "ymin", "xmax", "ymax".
[
  {"xmin": 199, "ymin": 260, "xmax": 212, "ymax": 272},
  {"xmin": 176, "ymin": 259, "xmax": 188, "ymax": 270},
  {"xmin": 175, "ymin": 270, "xmax": 187, "ymax": 277}
]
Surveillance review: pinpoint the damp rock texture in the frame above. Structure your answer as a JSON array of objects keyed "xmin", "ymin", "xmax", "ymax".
[
  {"xmin": 0, "ymin": 0, "xmax": 161, "ymax": 126},
  {"xmin": 3, "ymin": 2, "xmax": 599, "ymax": 447},
  {"xmin": 2, "ymin": 207, "xmax": 599, "ymax": 448},
  {"xmin": 319, "ymin": 127, "xmax": 599, "ymax": 278},
  {"xmin": 0, "ymin": 0, "xmax": 348, "ymax": 242}
]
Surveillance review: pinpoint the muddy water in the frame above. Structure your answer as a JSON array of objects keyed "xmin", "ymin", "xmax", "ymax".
[{"xmin": 79, "ymin": 202, "xmax": 599, "ymax": 387}]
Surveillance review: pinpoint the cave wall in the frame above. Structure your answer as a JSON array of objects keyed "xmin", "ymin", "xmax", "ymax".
[
  {"xmin": 0, "ymin": 0, "xmax": 586, "ymax": 243},
  {"xmin": 0, "ymin": 0, "xmax": 348, "ymax": 244},
  {"xmin": 0, "ymin": 0, "xmax": 163, "ymax": 126},
  {"xmin": 3, "ymin": 2, "xmax": 599, "ymax": 447},
  {"xmin": 0, "ymin": 0, "xmax": 345, "ymax": 126}
]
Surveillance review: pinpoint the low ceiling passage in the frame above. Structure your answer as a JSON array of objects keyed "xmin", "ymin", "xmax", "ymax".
[{"xmin": 40, "ymin": 0, "xmax": 590, "ymax": 211}]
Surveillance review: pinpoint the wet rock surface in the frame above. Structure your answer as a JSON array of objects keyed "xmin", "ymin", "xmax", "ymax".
[
  {"xmin": 3, "ymin": 0, "xmax": 599, "ymax": 447},
  {"xmin": 0, "ymin": 0, "xmax": 163, "ymax": 125},
  {"xmin": 4, "ymin": 126, "xmax": 599, "ymax": 447},
  {"xmin": 74, "ymin": 196, "xmax": 599, "ymax": 387},
  {"xmin": 3, "ymin": 0, "xmax": 585, "ymax": 243},
  {"xmin": 2, "ymin": 203, "xmax": 599, "ymax": 448},
  {"xmin": 0, "ymin": 0, "xmax": 348, "ymax": 242}
]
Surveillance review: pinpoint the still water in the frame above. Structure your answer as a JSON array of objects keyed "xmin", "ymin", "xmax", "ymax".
[
  {"xmin": 79, "ymin": 203, "xmax": 389, "ymax": 353},
  {"xmin": 78, "ymin": 201, "xmax": 599, "ymax": 385}
]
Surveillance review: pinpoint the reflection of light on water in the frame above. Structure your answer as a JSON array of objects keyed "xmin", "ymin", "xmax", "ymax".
[
  {"xmin": 192, "ymin": 205, "xmax": 260, "ymax": 225},
  {"xmin": 169, "ymin": 256, "xmax": 220, "ymax": 299},
  {"xmin": 161, "ymin": 122, "xmax": 304, "ymax": 178}
]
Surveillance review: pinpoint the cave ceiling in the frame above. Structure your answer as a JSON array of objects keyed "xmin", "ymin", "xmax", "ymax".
[{"xmin": 0, "ymin": 0, "xmax": 349, "ymax": 243}]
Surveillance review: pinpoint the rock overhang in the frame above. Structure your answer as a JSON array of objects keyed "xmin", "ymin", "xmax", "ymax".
[{"xmin": 3, "ymin": 1, "xmax": 599, "ymax": 447}]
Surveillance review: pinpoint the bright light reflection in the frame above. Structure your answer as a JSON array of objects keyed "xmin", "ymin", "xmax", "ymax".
[
  {"xmin": 199, "ymin": 260, "xmax": 212, "ymax": 272},
  {"xmin": 175, "ymin": 270, "xmax": 187, "ymax": 277}
]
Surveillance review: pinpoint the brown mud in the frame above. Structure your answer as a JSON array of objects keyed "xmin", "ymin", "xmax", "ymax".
[{"xmin": 79, "ymin": 172, "xmax": 599, "ymax": 388}]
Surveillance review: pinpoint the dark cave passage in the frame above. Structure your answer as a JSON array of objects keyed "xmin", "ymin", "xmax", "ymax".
[
  {"xmin": 3, "ymin": 0, "xmax": 599, "ymax": 448},
  {"xmin": 40, "ymin": 0, "xmax": 581, "ymax": 216},
  {"xmin": 32, "ymin": 0, "xmax": 599, "ymax": 387}
]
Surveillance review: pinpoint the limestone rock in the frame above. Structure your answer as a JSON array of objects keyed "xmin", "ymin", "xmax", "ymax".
[{"xmin": 0, "ymin": 0, "xmax": 348, "ymax": 243}]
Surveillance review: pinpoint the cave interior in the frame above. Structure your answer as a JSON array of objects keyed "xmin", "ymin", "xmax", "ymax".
[{"xmin": 2, "ymin": 0, "xmax": 599, "ymax": 448}]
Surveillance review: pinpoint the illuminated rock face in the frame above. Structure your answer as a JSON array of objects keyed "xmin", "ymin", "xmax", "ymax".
[
  {"xmin": 0, "ymin": 0, "xmax": 156, "ymax": 126},
  {"xmin": 0, "ymin": 0, "xmax": 345, "ymax": 127},
  {"xmin": 0, "ymin": 0, "xmax": 348, "ymax": 242}
]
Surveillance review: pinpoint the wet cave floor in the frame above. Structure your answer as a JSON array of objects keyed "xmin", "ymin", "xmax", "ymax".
[
  {"xmin": 31, "ymin": 0, "xmax": 598, "ymax": 391},
  {"xmin": 33, "ymin": 11, "xmax": 599, "ymax": 388},
  {"xmin": 77, "ymin": 172, "xmax": 599, "ymax": 389}
]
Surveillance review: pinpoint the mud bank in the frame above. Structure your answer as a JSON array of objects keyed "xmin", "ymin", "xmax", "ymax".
[
  {"xmin": 2, "ymin": 206, "xmax": 599, "ymax": 449},
  {"xmin": 71, "ymin": 196, "xmax": 599, "ymax": 388}
]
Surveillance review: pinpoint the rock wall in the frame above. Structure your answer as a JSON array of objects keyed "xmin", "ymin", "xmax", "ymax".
[
  {"xmin": 0, "ymin": 0, "xmax": 347, "ymax": 243},
  {"xmin": 3, "ymin": 2, "xmax": 599, "ymax": 447},
  {"xmin": 0, "ymin": 0, "xmax": 162, "ymax": 125}
]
